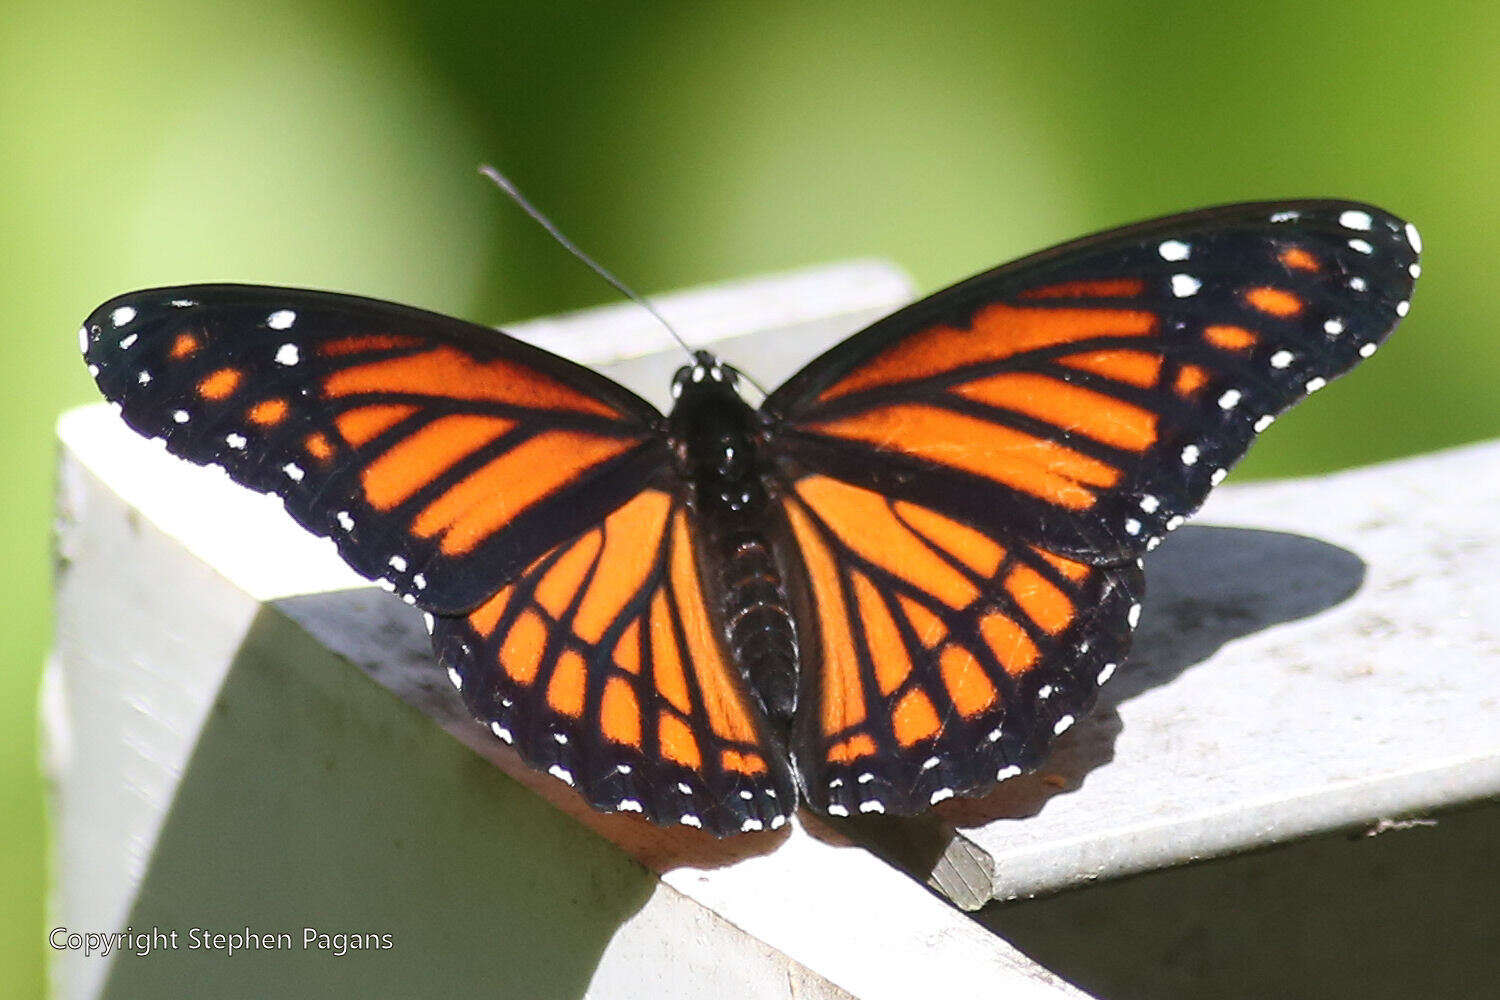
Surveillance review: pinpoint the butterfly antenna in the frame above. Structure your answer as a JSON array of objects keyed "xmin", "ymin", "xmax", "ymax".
[{"xmin": 479, "ymin": 165, "xmax": 695, "ymax": 360}]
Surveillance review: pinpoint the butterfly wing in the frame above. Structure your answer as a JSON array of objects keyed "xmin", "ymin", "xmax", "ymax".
[
  {"xmin": 431, "ymin": 484, "xmax": 798, "ymax": 835},
  {"xmin": 779, "ymin": 475, "xmax": 1142, "ymax": 816},
  {"xmin": 762, "ymin": 200, "xmax": 1418, "ymax": 813},
  {"xmin": 82, "ymin": 284, "xmax": 668, "ymax": 614},
  {"xmin": 764, "ymin": 201, "xmax": 1420, "ymax": 560}
]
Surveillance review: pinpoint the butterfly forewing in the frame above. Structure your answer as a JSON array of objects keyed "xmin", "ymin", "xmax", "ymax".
[
  {"xmin": 430, "ymin": 485, "xmax": 798, "ymax": 835},
  {"xmin": 82, "ymin": 284, "xmax": 668, "ymax": 614},
  {"xmin": 764, "ymin": 201, "xmax": 1420, "ymax": 562}
]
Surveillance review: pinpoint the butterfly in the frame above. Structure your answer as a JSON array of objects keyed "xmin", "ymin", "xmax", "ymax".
[{"xmin": 81, "ymin": 199, "xmax": 1420, "ymax": 836}]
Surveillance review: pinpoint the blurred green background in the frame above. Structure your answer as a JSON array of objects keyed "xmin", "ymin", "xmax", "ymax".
[{"xmin": 3, "ymin": 1, "xmax": 1495, "ymax": 995}]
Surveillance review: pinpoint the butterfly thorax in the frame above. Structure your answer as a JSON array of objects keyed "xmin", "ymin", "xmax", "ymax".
[{"xmin": 668, "ymin": 353, "xmax": 800, "ymax": 727}]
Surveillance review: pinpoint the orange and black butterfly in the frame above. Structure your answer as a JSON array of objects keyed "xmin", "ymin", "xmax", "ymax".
[{"xmin": 82, "ymin": 200, "xmax": 1420, "ymax": 835}]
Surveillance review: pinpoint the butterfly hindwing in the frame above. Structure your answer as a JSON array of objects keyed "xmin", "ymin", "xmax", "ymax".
[
  {"xmin": 777, "ymin": 475, "xmax": 1142, "ymax": 816},
  {"xmin": 430, "ymin": 484, "xmax": 798, "ymax": 835},
  {"xmin": 82, "ymin": 284, "xmax": 668, "ymax": 614},
  {"xmin": 763, "ymin": 201, "xmax": 1420, "ymax": 562}
]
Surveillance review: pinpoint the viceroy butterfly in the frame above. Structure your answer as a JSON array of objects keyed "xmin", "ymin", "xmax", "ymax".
[{"xmin": 81, "ymin": 199, "xmax": 1419, "ymax": 836}]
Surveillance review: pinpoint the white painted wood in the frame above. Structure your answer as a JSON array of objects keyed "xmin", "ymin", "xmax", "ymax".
[{"xmin": 49, "ymin": 261, "xmax": 1088, "ymax": 999}]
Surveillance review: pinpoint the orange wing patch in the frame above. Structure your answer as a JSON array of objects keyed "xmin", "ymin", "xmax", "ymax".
[
  {"xmin": 411, "ymin": 430, "xmax": 638, "ymax": 556},
  {"xmin": 197, "ymin": 367, "xmax": 241, "ymax": 400},
  {"xmin": 1245, "ymin": 286, "xmax": 1303, "ymax": 317},
  {"xmin": 818, "ymin": 303, "xmax": 1157, "ymax": 402},
  {"xmin": 325, "ymin": 345, "xmax": 622, "ymax": 418},
  {"xmin": 1018, "ymin": 278, "xmax": 1145, "ymax": 299},
  {"xmin": 1278, "ymin": 247, "xmax": 1320, "ymax": 272},
  {"xmin": 1204, "ymin": 325, "xmax": 1258, "ymax": 351},
  {"xmin": 247, "ymin": 398, "xmax": 288, "ymax": 426},
  {"xmin": 1057, "ymin": 349, "xmax": 1163, "ymax": 388},
  {"xmin": 952, "ymin": 372, "xmax": 1158, "ymax": 452},
  {"xmin": 809, "ymin": 404, "xmax": 1122, "ymax": 510}
]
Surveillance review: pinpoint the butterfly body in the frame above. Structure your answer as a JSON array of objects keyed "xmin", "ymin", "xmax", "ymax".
[
  {"xmin": 666, "ymin": 352, "xmax": 801, "ymax": 727},
  {"xmin": 83, "ymin": 199, "xmax": 1420, "ymax": 835}
]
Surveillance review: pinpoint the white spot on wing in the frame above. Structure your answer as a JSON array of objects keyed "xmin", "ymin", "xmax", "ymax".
[
  {"xmin": 1409, "ymin": 262, "xmax": 1421, "ymax": 279},
  {"xmin": 1349, "ymin": 276, "xmax": 1368, "ymax": 292},
  {"xmin": 137, "ymin": 370, "xmax": 152, "ymax": 385},
  {"xmin": 1405, "ymin": 222, "xmax": 1422, "ymax": 254},
  {"xmin": 1359, "ymin": 343, "xmax": 1378, "ymax": 358},
  {"xmin": 741, "ymin": 818, "xmax": 764, "ymax": 832},
  {"xmin": 1210, "ymin": 468, "xmax": 1228, "ymax": 485},
  {"xmin": 1347, "ymin": 238, "xmax": 1374, "ymax": 254},
  {"xmin": 1097, "ymin": 662, "xmax": 1118, "ymax": 685},
  {"xmin": 267, "ymin": 309, "xmax": 297, "ymax": 330},
  {"xmin": 1304, "ymin": 377, "xmax": 1327, "ymax": 393},
  {"xmin": 1254, "ymin": 414, "xmax": 1276, "ymax": 432},
  {"xmin": 119, "ymin": 333, "xmax": 138, "ymax": 350},
  {"xmin": 858, "ymin": 800, "xmax": 885, "ymax": 814},
  {"xmin": 1269, "ymin": 210, "xmax": 1299, "ymax": 223},
  {"xmin": 1171, "ymin": 274, "xmax": 1202, "ymax": 297},
  {"xmin": 548, "ymin": 765, "xmax": 574, "ymax": 786},
  {"xmin": 110, "ymin": 306, "xmax": 137, "ymax": 327},
  {"xmin": 275, "ymin": 343, "xmax": 300, "ymax": 366},
  {"xmin": 78, "ymin": 327, "xmax": 90, "ymax": 353},
  {"xmin": 1180, "ymin": 444, "xmax": 1200, "ymax": 466},
  {"xmin": 1324, "ymin": 318, "xmax": 1345, "ymax": 336},
  {"xmin": 1396, "ymin": 300, "xmax": 1410, "ymax": 317},
  {"xmin": 826, "ymin": 804, "xmax": 849, "ymax": 817},
  {"xmin": 389, "ymin": 555, "xmax": 408, "ymax": 572},
  {"xmin": 1339, "ymin": 209, "xmax": 1373, "ymax": 231},
  {"xmin": 1270, "ymin": 350, "xmax": 1294, "ymax": 369},
  {"xmin": 1139, "ymin": 494, "xmax": 1160, "ymax": 513},
  {"xmin": 283, "ymin": 462, "xmax": 304, "ymax": 482},
  {"xmin": 447, "ymin": 666, "xmax": 462, "ymax": 690},
  {"xmin": 1158, "ymin": 239, "xmax": 1190, "ymax": 261},
  {"xmin": 930, "ymin": 788, "xmax": 955, "ymax": 804},
  {"xmin": 1218, "ymin": 388, "xmax": 1241, "ymax": 410},
  {"xmin": 225, "ymin": 432, "xmax": 247, "ymax": 449},
  {"xmin": 172, "ymin": 409, "xmax": 190, "ymax": 423},
  {"xmin": 619, "ymin": 799, "xmax": 643, "ymax": 813},
  {"xmin": 1053, "ymin": 714, "xmax": 1075, "ymax": 735},
  {"xmin": 997, "ymin": 765, "xmax": 1022, "ymax": 781},
  {"xmin": 1127, "ymin": 603, "xmax": 1142, "ymax": 628},
  {"xmin": 490, "ymin": 722, "xmax": 513, "ymax": 744},
  {"xmin": 1124, "ymin": 518, "xmax": 1142, "ymax": 536},
  {"xmin": 681, "ymin": 813, "xmax": 702, "ymax": 828}
]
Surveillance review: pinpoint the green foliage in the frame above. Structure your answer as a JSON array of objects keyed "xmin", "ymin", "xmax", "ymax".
[{"xmin": 4, "ymin": 2, "xmax": 1493, "ymax": 995}]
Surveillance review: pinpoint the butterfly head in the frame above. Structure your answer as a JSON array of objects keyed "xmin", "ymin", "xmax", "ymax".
[{"xmin": 670, "ymin": 350, "xmax": 743, "ymax": 401}]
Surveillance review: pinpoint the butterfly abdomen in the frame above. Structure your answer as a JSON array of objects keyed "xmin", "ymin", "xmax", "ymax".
[{"xmin": 712, "ymin": 527, "xmax": 799, "ymax": 723}]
